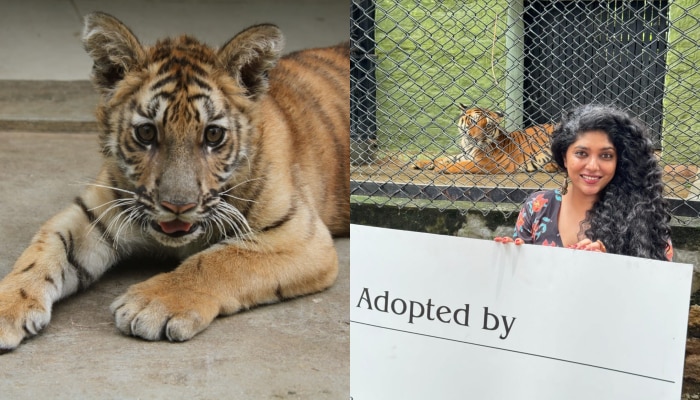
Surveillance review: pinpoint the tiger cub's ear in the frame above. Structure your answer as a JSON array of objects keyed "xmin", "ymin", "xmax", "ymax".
[
  {"xmin": 82, "ymin": 12, "xmax": 145, "ymax": 95},
  {"xmin": 218, "ymin": 24, "xmax": 284, "ymax": 100}
]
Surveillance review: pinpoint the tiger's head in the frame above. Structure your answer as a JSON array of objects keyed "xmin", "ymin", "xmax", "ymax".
[
  {"xmin": 82, "ymin": 12, "xmax": 283, "ymax": 247},
  {"xmin": 457, "ymin": 104, "xmax": 505, "ymax": 147}
]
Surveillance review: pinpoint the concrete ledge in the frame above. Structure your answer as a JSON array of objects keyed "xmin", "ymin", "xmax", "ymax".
[
  {"xmin": 351, "ymin": 201, "xmax": 700, "ymax": 268},
  {"xmin": 350, "ymin": 202, "xmax": 516, "ymax": 237},
  {"xmin": 0, "ymin": 80, "xmax": 98, "ymax": 132}
]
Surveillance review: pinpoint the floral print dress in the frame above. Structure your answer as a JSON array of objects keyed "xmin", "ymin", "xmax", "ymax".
[
  {"xmin": 512, "ymin": 189, "xmax": 674, "ymax": 260},
  {"xmin": 513, "ymin": 189, "xmax": 563, "ymax": 247}
]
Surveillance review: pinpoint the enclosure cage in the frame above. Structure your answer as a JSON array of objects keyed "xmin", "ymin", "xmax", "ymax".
[{"xmin": 350, "ymin": 0, "xmax": 700, "ymax": 225}]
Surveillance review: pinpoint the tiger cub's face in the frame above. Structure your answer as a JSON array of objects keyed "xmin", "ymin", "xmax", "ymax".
[
  {"xmin": 457, "ymin": 104, "xmax": 505, "ymax": 145},
  {"xmin": 109, "ymin": 49, "xmax": 250, "ymax": 248},
  {"xmin": 83, "ymin": 14, "xmax": 283, "ymax": 247}
]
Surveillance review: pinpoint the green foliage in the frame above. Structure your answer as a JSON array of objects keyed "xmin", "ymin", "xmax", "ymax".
[
  {"xmin": 662, "ymin": 0, "xmax": 700, "ymax": 164},
  {"xmin": 374, "ymin": 1, "xmax": 700, "ymax": 165},
  {"xmin": 375, "ymin": 0, "xmax": 508, "ymax": 156}
]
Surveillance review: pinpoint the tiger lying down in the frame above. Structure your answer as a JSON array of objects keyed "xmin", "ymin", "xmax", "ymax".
[
  {"xmin": 413, "ymin": 104, "xmax": 559, "ymax": 174},
  {"xmin": 0, "ymin": 12, "xmax": 349, "ymax": 351}
]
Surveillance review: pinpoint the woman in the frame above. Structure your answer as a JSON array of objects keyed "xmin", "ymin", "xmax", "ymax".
[{"xmin": 497, "ymin": 104, "xmax": 673, "ymax": 261}]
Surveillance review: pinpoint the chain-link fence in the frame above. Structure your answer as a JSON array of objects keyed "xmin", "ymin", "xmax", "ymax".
[{"xmin": 350, "ymin": 0, "xmax": 700, "ymax": 224}]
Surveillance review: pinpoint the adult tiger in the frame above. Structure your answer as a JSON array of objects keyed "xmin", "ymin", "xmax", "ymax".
[
  {"xmin": 414, "ymin": 104, "xmax": 559, "ymax": 174},
  {"xmin": 0, "ymin": 12, "xmax": 349, "ymax": 351}
]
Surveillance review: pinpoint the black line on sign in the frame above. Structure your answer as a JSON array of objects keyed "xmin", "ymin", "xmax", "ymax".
[{"xmin": 350, "ymin": 320, "xmax": 675, "ymax": 384}]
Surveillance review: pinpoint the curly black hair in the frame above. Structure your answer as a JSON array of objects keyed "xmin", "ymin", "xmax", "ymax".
[{"xmin": 550, "ymin": 104, "xmax": 671, "ymax": 261}]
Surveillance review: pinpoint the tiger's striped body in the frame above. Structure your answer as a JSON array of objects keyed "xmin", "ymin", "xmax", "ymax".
[
  {"xmin": 414, "ymin": 105, "xmax": 559, "ymax": 174},
  {"xmin": 0, "ymin": 12, "xmax": 349, "ymax": 350}
]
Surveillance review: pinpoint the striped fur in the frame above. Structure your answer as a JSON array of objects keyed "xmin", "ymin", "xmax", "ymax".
[
  {"xmin": 414, "ymin": 105, "xmax": 559, "ymax": 174},
  {"xmin": 0, "ymin": 12, "xmax": 349, "ymax": 350}
]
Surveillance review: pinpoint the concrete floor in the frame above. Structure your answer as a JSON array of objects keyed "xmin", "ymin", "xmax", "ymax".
[{"xmin": 0, "ymin": 1, "xmax": 349, "ymax": 398}]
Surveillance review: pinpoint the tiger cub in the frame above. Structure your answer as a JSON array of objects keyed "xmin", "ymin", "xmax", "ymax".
[
  {"xmin": 0, "ymin": 12, "xmax": 349, "ymax": 351},
  {"xmin": 414, "ymin": 104, "xmax": 559, "ymax": 174}
]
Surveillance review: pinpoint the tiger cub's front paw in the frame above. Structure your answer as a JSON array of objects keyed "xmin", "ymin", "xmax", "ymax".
[
  {"xmin": 110, "ymin": 274, "xmax": 220, "ymax": 342},
  {"xmin": 0, "ymin": 287, "xmax": 51, "ymax": 352}
]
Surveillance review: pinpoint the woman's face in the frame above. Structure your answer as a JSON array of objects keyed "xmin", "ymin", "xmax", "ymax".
[{"xmin": 563, "ymin": 130, "xmax": 617, "ymax": 199}]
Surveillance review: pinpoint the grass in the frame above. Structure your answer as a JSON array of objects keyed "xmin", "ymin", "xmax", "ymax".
[
  {"xmin": 372, "ymin": 0, "xmax": 700, "ymax": 165},
  {"xmin": 374, "ymin": 0, "xmax": 509, "ymax": 155},
  {"xmin": 662, "ymin": 0, "xmax": 700, "ymax": 164}
]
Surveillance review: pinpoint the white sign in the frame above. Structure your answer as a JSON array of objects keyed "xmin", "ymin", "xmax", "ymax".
[{"xmin": 350, "ymin": 224, "xmax": 692, "ymax": 400}]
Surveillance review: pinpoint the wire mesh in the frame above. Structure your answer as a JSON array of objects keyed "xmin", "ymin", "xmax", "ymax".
[{"xmin": 350, "ymin": 0, "xmax": 700, "ymax": 223}]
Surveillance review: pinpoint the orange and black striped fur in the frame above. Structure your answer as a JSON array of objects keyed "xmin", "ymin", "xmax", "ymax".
[
  {"xmin": 0, "ymin": 12, "xmax": 349, "ymax": 350},
  {"xmin": 414, "ymin": 104, "xmax": 558, "ymax": 174}
]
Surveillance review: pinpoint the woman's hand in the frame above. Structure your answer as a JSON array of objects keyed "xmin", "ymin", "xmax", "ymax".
[
  {"xmin": 494, "ymin": 236, "xmax": 524, "ymax": 245},
  {"xmin": 567, "ymin": 239, "xmax": 606, "ymax": 253}
]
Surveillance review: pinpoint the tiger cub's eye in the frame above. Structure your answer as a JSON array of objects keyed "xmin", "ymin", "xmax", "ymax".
[
  {"xmin": 134, "ymin": 124, "xmax": 157, "ymax": 144},
  {"xmin": 204, "ymin": 126, "xmax": 225, "ymax": 147}
]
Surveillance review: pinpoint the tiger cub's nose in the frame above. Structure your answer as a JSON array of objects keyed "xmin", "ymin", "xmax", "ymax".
[{"xmin": 161, "ymin": 201, "xmax": 197, "ymax": 215}]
